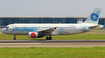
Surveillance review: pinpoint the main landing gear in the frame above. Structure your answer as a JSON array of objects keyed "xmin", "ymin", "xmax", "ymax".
[
  {"xmin": 46, "ymin": 36, "xmax": 52, "ymax": 40},
  {"xmin": 13, "ymin": 35, "xmax": 16, "ymax": 40}
]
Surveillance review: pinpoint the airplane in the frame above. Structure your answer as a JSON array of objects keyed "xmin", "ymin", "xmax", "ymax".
[{"xmin": 1, "ymin": 8, "xmax": 103, "ymax": 40}]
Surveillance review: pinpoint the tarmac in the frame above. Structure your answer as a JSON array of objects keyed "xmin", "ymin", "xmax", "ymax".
[{"xmin": 0, "ymin": 40, "xmax": 105, "ymax": 47}]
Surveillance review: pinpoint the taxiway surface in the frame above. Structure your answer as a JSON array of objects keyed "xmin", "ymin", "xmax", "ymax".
[{"xmin": 0, "ymin": 40, "xmax": 105, "ymax": 47}]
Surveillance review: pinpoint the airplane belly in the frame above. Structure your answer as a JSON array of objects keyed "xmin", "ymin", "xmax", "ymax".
[{"xmin": 18, "ymin": 31, "xmax": 29, "ymax": 35}]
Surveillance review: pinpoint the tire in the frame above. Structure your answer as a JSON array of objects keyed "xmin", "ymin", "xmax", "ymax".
[
  {"xmin": 49, "ymin": 37, "xmax": 52, "ymax": 40},
  {"xmin": 46, "ymin": 37, "xmax": 49, "ymax": 40}
]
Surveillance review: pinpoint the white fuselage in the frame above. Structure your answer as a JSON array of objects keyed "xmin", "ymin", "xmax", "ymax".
[{"xmin": 1, "ymin": 23, "xmax": 92, "ymax": 35}]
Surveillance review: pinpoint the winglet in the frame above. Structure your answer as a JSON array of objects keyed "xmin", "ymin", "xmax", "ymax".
[{"xmin": 54, "ymin": 27, "xmax": 57, "ymax": 30}]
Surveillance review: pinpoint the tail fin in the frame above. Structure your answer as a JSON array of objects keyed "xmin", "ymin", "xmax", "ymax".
[{"xmin": 83, "ymin": 8, "xmax": 102, "ymax": 24}]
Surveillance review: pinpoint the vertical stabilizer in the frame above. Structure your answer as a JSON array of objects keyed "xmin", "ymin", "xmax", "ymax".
[{"xmin": 83, "ymin": 8, "xmax": 102, "ymax": 24}]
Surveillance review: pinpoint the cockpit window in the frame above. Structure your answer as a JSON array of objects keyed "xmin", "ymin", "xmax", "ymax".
[{"xmin": 6, "ymin": 27, "xmax": 9, "ymax": 28}]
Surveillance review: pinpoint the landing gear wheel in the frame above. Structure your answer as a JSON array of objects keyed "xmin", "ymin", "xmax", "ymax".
[
  {"xmin": 49, "ymin": 36, "xmax": 52, "ymax": 40},
  {"xmin": 46, "ymin": 37, "xmax": 49, "ymax": 40},
  {"xmin": 46, "ymin": 36, "xmax": 52, "ymax": 40},
  {"xmin": 13, "ymin": 35, "xmax": 16, "ymax": 40}
]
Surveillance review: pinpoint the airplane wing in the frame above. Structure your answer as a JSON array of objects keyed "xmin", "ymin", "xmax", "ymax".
[
  {"xmin": 89, "ymin": 25, "xmax": 103, "ymax": 29},
  {"xmin": 32, "ymin": 27, "xmax": 57, "ymax": 35},
  {"xmin": 89, "ymin": 25, "xmax": 100, "ymax": 29}
]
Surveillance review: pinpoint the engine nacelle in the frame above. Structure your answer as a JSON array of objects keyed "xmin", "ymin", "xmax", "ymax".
[{"xmin": 29, "ymin": 32, "xmax": 38, "ymax": 38}]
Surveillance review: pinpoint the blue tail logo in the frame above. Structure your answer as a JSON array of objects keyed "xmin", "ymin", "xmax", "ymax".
[
  {"xmin": 83, "ymin": 8, "xmax": 101, "ymax": 24},
  {"xmin": 91, "ymin": 13, "xmax": 99, "ymax": 21}
]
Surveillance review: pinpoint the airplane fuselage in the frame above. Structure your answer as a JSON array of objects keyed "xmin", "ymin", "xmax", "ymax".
[{"xmin": 1, "ymin": 24, "xmax": 89, "ymax": 35}]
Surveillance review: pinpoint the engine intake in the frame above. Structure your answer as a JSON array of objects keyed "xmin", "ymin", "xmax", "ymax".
[{"xmin": 29, "ymin": 32, "xmax": 38, "ymax": 38}]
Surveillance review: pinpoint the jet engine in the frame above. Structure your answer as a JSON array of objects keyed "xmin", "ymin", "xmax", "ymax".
[{"xmin": 28, "ymin": 32, "xmax": 38, "ymax": 38}]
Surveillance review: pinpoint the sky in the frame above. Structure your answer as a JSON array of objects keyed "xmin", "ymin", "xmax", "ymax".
[{"xmin": 0, "ymin": 0, "xmax": 105, "ymax": 17}]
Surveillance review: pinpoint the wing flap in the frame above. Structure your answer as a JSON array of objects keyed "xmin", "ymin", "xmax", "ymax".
[{"xmin": 89, "ymin": 25, "xmax": 99, "ymax": 29}]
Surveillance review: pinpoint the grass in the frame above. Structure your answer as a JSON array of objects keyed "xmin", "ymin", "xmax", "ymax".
[
  {"xmin": 0, "ymin": 30, "xmax": 105, "ymax": 58},
  {"xmin": 0, "ymin": 47, "xmax": 105, "ymax": 58},
  {"xmin": 90, "ymin": 29, "xmax": 105, "ymax": 32},
  {"xmin": 0, "ymin": 33, "xmax": 105, "ymax": 40}
]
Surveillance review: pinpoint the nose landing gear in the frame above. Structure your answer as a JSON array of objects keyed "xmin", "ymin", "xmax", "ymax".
[{"xmin": 13, "ymin": 35, "xmax": 16, "ymax": 40}]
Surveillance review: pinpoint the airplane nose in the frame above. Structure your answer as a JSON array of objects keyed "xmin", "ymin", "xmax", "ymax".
[
  {"xmin": 1, "ymin": 28, "xmax": 5, "ymax": 33},
  {"xmin": 1, "ymin": 29, "xmax": 3, "ymax": 33}
]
